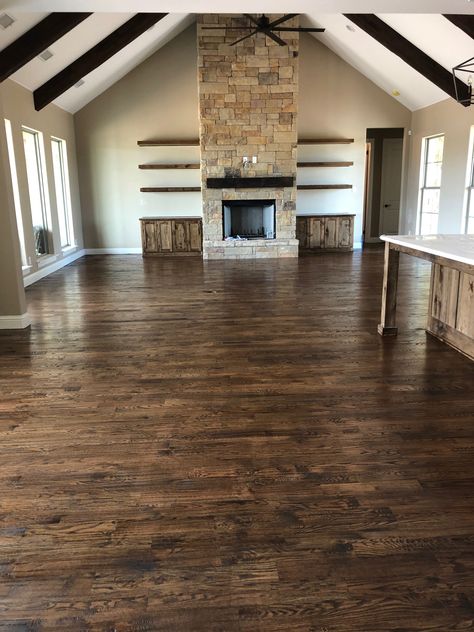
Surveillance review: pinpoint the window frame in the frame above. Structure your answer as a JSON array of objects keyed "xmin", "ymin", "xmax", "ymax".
[
  {"xmin": 4, "ymin": 119, "xmax": 28, "ymax": 269},
  {"xmin": 417, "ymin": 133, "xmax": 445, "ymax": 235},
  {"xmin": 464, "ymin": 130, "xmax": 474, "ymax": 234},
  {"xmin": 51, "ymin": 136, "xmax": 75, "ymax": 250},
  {"xmin": 22, "ymin": 126, "xmax": 52, "ymax": 258}
]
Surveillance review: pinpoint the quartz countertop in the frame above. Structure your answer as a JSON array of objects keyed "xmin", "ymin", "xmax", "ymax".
[{"xmin": 381, "ymin": 234, "xmax": 474, "ymax": 267}]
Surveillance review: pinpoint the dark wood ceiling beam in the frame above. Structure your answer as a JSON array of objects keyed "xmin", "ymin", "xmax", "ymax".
[
  {"xmin": 33, "ymin": 13, "xmax": 167, "ymax": 111},
  {"xmin": 444, "ymin": 14, "xmax": 474, "ymax": 40},
  {"xmin": 344, "ymin": 13, "xmax": 471, "ymax": 106},
  {"xmin": 0, "ymin": 13, "xmax": 92, "ymax": 83}
]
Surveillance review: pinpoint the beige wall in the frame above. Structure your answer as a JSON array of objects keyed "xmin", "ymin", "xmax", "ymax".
[
  {"xmin": 75, "ymin": 25, "xmax": 200, "ymax": 250},
  {"xmin": 0, "ymin": 79, "xmax": 82, "ymax": 321},
  {"xmin": 405, "ymin": 98, "xmax": 474, "ymax": 234},
  {"xmin": 1, "ymin": 79, "xmax": 83, "ymax": 276},
  {"xmin": 298, "ymin": 34, "xmax": 412, "ymax": 243},
  {"xmin": 0, "ymin": 93, "xmax": 26, "ymax": 318}
]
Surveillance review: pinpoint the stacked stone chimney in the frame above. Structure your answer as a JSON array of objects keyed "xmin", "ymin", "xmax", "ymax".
[{"xmin": 197, "ymin": 14, "xmax": 299, "ymax": 259}]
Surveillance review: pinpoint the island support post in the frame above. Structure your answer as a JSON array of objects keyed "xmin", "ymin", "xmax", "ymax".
[{"xmin": 378, "ymin": 241, "xmax": 400, "ymax": 336}]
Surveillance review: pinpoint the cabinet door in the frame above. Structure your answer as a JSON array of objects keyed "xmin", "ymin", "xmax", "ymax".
[
  {"xmin": 324, "ymin": 217, "xmax": 338, "ymax": 249},
  {"xmin": 188, "ymin": 220, "xmax": 202, "ymax": 252},
  {"xmin": 157, "ymin": 221, "xmax": 173, "ymax": 253},
  {"xmin": 142, "ymin": 221, "xmax": 158, "ymax": 253},
  {"xmin": 338, "ymin": 217, "xmax": 353, "ymax": 248},
  {"xmin": 296, "ymin": 217, "xmax": 308, "ymax": 248},
  {"xmin": 308, "ymin": 218, "xmax": 324, "ymax": 249},
  {"xmin": 172, "ymin": 220, "xmax": 189, "ymax": 252},
  {"xmin": 456, "ymin": 272, "xmax": 474, "ymax": 338}
]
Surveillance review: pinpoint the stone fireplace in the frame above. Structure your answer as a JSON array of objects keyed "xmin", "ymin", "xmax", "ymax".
[{"xmin": 197, "ymin": 14, "xmax": 299, "ymax": 259}]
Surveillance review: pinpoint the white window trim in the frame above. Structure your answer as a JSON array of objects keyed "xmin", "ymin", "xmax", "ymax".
[
  {"xmin": 22, "ymin": 125, "xmax": 53, "ymax": 259},
  {"xmin": 463, "ymin": 126, "xmax": 474, "ymax": 234},
  {"xmin": 51, "ymin": 136, "xmax": 75, "ymax": 251},
  {"xmin": 417, "ymin": 133, "xmax": 444, "ymax": 235}
]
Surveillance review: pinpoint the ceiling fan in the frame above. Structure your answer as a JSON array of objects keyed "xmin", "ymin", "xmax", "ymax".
[{"xmin": 201, "ymin": 14, "xmax": 325, "ymax": 47}]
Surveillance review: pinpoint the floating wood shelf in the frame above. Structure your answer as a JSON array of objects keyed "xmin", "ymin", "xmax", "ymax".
[
  {"xmin": 297, "ymin": 184, "xmax": 353, "ymax": 190},
  {"xmin": 138, "ymin": 164, "xmax": 200, "ymax": 170},
  {"xmin": 137, "ymin": 139, "xmax": 200, "ymax": 146},
  {"xmin": 298, "ymin": 138, "xmax": 355, "ymax": 145},
  {"xmin": 297, "ymin": 161, "xmax": 354, "ymax": 168},
  {"xmin": 140, "ymin": 187, "xmax": 201, "ymax": 193}
]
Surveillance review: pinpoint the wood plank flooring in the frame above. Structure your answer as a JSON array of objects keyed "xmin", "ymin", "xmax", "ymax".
[{"xmin": 0, "ymin": 250, "xmax": 474, "ymax": 631}]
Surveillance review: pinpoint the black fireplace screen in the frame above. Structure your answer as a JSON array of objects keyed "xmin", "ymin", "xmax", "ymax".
[{"xmin": 222, "ymin": 200, "xmax": 276, "ymax": 239}]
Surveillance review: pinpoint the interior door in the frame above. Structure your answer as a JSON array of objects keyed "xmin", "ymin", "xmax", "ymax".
[{"xmin": 380, "ymin": 138, "xmax": 403, "ymax": 235}]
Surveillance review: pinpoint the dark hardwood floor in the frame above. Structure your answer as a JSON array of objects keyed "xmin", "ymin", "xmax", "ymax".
[{"xmin": 1, "ymin": 250, "xmax": 474, "ymax": 631}]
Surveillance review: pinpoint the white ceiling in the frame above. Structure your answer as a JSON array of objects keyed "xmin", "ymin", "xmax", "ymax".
[
  {"xmin": 1, "ymin": 13, "xmax": 194, "ymax": 112},
  {"xmin": 0, "ymin": 8, "xmax": 473, "ymax": 113},
  {"xmin": 304, "ymin": 13, "xmax": 474, "ymax": 111},
  {"xmin": 1, "ymin": 1, "xmax": 474, "ymax": 13}
]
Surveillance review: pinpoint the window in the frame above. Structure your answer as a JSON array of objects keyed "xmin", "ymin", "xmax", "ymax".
[
  {"xmin": 51, "ymin": 138, "xmax": 74, "ymax": 249},
  {"xmin": 22, "ymin": 128, "xmax": 51, "ymax": 256},
  {"xmin": 4, "ymin": 120, "xmax": 27, "ymax": 267},
  {"xmin": 418, "ymin": 134, "xmax": 444, "ymax": 235},
  {"xmin": 465, "ymin": 133, "xmax": 474, "ymax": 234}
]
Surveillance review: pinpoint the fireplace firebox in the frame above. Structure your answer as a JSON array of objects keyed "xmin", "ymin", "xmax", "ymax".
[{"xmin": 222, "ymin": 200, "xmax": 276, "ymax": 240}]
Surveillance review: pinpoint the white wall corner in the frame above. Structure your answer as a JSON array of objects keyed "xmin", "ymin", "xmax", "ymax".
[{"xmin": 0, "ymin": 312, "xmax": 31, "ymax": 329}]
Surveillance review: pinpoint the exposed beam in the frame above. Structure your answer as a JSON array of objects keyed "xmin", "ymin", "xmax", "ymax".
[
  {"xmin": 0, "ymin": 13, "xmax": 92, "ymax": 83},
  {"xmin": 34, "ymin": 13, "xmax": 167, "ymax": 111},
  {"xmin": 444, "ymin": 15, "xmax": 474, "ymax": 40},
  {"xmin": 344, "ymin": 13, "xmax": 471, "ymax": 106}
]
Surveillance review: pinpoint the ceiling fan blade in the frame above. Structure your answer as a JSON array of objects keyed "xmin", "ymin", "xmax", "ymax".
[
  {"xmin": 274, "ymin": 27, "xmax": 326, "ymax": 32},
  {"xmin": 201, "ymin": 26, "xmax": 257, "ymax": 30},
  {"xmin": 244, "ymin": 13, "xmax": 262, "ymax": 27},
  {"xmin": 230, "ymin": 29, "xmax": 259, "ymax": 46},
  {"xmin": 263, "ymin": 29, "xmax": 287, "ymax": 46},
  {"xmin": 268, "ymin": 14, "xmax": 299, "ymax": 29}
]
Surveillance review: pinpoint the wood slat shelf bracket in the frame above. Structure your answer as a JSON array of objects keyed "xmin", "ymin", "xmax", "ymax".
[
  {"xmin": 298, "ymin": 138, "xmax": 355, "ymax": 145},
  {"xmin": 297, "ymin": 184, "xmax": 353, "ymax": 190},
  {"xmin": 140, "ymin": 187, "xmax": 202, "ymax": 193},
  {"xmin": 297, "ymin": 161, "xmax": 354, "ymax": 168},
  {"xmin": 137, "ymin": 139, "xmax": 200, "ymax": 146},
  {"xmin": 138, "ymin": 164, "xmax": 200, "ymax": 170}
]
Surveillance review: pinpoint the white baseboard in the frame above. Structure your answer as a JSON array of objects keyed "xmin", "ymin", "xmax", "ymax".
[
  {"xmin": 84, "ymin": 248, "xmax": 142, "ymax": 255},
  {"xmin": 24, "ymin": 249, "xmax": 86, "ymax": 288},
  {"xmin": 0, "ymin": 312, "xmax": 31, "ymax": 329}
]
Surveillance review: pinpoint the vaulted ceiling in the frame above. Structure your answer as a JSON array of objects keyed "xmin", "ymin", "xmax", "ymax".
[{"xmin": 0, "ymin": 3, "xmax": 473, "ymax": 114}]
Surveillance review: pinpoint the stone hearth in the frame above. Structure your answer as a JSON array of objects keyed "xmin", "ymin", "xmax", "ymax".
[{"xmin": 197, "ymin": 14, "xmax": 299, "ymax": 259}]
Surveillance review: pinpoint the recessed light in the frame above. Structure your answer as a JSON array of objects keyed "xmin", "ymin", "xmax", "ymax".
[
  {"xmin": 346, "ymin": 24, "xmax": 356, "ymax": 32},
  {"xmin": 0, "ymin": 13, "xmax": 15, "ymax": 29},
  {"xmin": 39, "ymin": 49, "xmax": 53, "ymax": 61},
  {"xmin": 392, "ymin": 89, "xmax": 401, "ymax": 97},
  {"xmin": 74, "ymin": 79, "xmax": 85, "ymax": 88}
]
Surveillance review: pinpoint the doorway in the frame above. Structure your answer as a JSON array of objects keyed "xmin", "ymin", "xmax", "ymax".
[{"xmin": 363, "ymin": 128, "xmax": 404, "ymax": 244}]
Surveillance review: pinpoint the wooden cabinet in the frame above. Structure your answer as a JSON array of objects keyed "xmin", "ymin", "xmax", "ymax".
[
  {"xmin": 427, "ymin": 263, "xmax": 474, "ymax": 359},
  {"xmin": 140, "ymin": 218, "xmax": 202, "ymax": 256},
  {"xmin": 296, "ymin": 214, "xmax": 355, "ymax": 252}
]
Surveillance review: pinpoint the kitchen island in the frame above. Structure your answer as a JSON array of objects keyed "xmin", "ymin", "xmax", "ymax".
[{"xmin": 378, "ymin": 234, "xmax": 474, "ymax": 361}]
